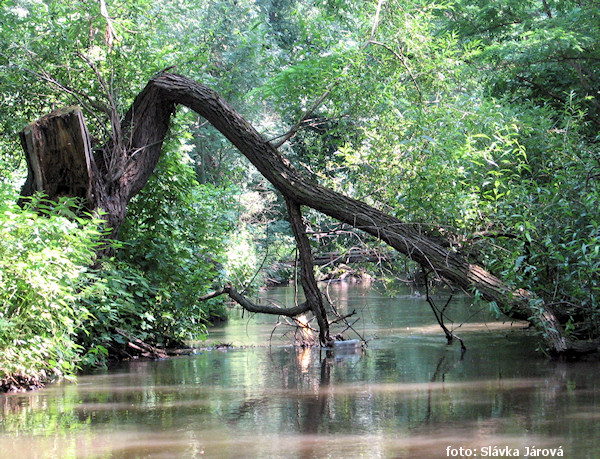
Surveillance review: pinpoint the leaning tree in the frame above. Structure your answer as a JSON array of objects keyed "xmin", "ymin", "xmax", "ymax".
[{"xmin": 19, "ymin": 72, "xmax": 594, "ymax": 356}]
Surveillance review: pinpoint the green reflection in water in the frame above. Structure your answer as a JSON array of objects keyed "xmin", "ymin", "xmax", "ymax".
[{"xmin": 1, "ymin": 283, "xmax": 600, "ymax": 458}]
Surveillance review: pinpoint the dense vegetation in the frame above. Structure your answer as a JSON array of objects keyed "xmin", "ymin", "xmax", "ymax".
[{"xmin": 1, "ymin": 0, "xmax": 599, "ymax": 389}]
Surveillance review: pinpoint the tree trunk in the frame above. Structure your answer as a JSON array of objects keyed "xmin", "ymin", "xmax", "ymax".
[
  {"xmin": 20, "ymin": 73, "xmax": 590, "ymax": 356},
  {"xmin": 20, "ymin": 83, "xmax": 174, "ymax": 242},
  {"xmin": 286, "ymin": 198, "xmax": 333, "ymax": 346}
]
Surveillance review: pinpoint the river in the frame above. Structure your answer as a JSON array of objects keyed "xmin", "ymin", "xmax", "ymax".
[{"xmin": 1, "ymin": 282, "xmax": 599, "ymax": 458}]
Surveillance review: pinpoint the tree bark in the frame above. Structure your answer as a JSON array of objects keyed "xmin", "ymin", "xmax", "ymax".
[
  {"xmin": 286, "ymin": 198, "xmax": 333, "ymax": 346},
  {"xmin": 201, "ymin": 286, "xmax": 311, "ymax": 317},
  {"xmin": 20, "ymin": 72, "xmax": 588, "ymax": 356},
  {"xmin": 19, "ymin": 106, "xmax": 95, "ymax": 205},
  {"xmin": 20, "ymin": 83, "xmax": 175, "ymax": 241}
]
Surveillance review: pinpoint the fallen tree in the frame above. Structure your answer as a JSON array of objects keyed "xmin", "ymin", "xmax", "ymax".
[{"xmin": 20, "ymin": 73, "xmax": 597, "ymax": 356}]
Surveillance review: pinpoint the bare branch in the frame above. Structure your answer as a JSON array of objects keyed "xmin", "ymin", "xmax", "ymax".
[
  {"xmin": 370, "ymin": 0, "xmax": 386, "ymax": 41},
  {"xmin": 199, "ymin": 285, "xmax": 311, "ymax": 317},
  {"xmin": 99, "ymin": 0, "xmax": 119, "ymax": 51},
  {"xmin": 423, "ymin": 270, "xmax": 466, "ymax": 351}
]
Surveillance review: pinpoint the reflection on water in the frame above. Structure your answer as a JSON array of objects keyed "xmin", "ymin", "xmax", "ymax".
[{"xmin": 1, "ymin": 283, "xmax": 600, "ymax": 458}]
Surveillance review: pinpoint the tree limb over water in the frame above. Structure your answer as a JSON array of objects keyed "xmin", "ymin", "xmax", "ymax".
[
  {"xmin": 149, "ymin": 74, "xmax": 575, "ymax": 355},
  {"xmin": 200, "ymin": 286, "xmax": 310, "ymax": 317},
  {"xmin": 20, "ymin": 73, "xmax": 595, "ymax": 356}
]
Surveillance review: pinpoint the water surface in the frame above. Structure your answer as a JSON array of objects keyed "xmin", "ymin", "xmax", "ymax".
[{"xmin": 1, "ymin": 283, "xmax": 599, "ymax": 458}]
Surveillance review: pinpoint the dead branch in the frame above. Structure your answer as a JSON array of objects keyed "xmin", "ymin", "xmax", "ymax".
[
  {"xmin": 114, "ymin": 327, "xmax": 169, "ymax": 359},
  {"xmin": 423, "ymin": 271, "xmax": 466, "ymax": 351},
  {"xmin": 199, "ymin": 285, "xmax": 311, "ymax": 317},
  {"xmin": 286, "ymin": 199, "xmax": 333, "ymax": 346}
]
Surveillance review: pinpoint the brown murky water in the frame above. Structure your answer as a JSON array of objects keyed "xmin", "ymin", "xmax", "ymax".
[{"xmin": 1, "ymin": 282, "xmax": 599, "ymax": 458}]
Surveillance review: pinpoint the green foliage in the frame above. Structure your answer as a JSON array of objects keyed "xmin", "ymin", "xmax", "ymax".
[
  {"xmin": 0, "ymin": 195, "xmax": 104, "ymax": 383},
  {"xmin": 252, "ymin": 0, "xmax": 600, "ymax": 343},
  {"xmin": 76, "ymin": 260, "xmax": 155, "ymax": 367},
  {"xmin": 443, "ymin": 0, "xmax": 600, "ymax": 137},
  {"xmin": 0, "ymin": 140, "xmax": 247, "ymax": 382},
  {"xmin": 117, "ymin": 137, "xmax": 237, "ymax": 338},
  {"xmin": 0, "ymin": 138, "xmax": 247, "ymax": 383}
]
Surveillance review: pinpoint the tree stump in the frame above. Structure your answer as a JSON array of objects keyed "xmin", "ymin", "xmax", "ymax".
[{"xmin": 19, "ymin": 106, "xmax": 94, "ymax": 205}]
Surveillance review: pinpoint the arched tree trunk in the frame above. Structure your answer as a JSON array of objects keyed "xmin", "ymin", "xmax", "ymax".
[{"xmin": 20, "ymin": 73, "xmax": 592, "ymax": 355}]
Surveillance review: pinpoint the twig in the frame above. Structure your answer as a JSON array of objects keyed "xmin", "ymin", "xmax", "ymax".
[
  {"xmin": 271, "ymin": 80, "xmax": 339, "ymax": 148},
  {"xmin": 329, "ymin": 309, "xmax": 357, "ymax": 325},
  {"xmin": 336, "ymin": 317, "xmax": 362, "ymax": 339},
  {"xmin": 423, "ymin": 270, "xmax": 466, "ymax": 351},
  {"xmin": 367, "ymin": 40, "xmax": 422, "ymax": 102}
]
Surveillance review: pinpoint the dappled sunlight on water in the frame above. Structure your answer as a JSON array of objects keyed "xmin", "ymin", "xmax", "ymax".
[{"xmin": 1, "ymin": 283, "xmax": 599, "ymax": 458}]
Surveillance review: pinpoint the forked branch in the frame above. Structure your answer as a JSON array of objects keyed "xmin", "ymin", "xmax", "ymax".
[{"xmin": 423, "ymin": 269, "xmax": 466, "ymax": 351}]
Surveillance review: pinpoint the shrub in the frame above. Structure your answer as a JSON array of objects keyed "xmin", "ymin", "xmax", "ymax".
[{"xmin": 0, "ymin": 196, "xmax": 104, "ymax": 387}]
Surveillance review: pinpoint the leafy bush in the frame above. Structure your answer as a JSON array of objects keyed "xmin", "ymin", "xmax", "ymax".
[
  {"xmin": 0, "ymin": 147, "xmax": 245, "ymax": 384},
  {"xmin": 0, "ymin": 196, "xmax": 104, "ymax": 385},
  {"xmin": 117, "ymin": 139, "xmax": 238, "ymax": 340}
]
